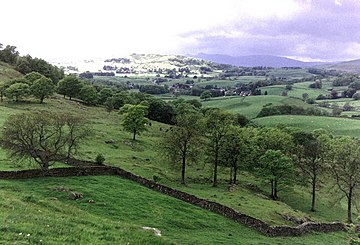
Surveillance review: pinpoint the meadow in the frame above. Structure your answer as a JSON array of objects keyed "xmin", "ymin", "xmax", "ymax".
[
  {"xmin": 201, "ymin": 95, "xmax": 312, "ymax": 118},
  {"xmin": 0, "ymin": 176, "xmax": 351, "ymax": 244}
]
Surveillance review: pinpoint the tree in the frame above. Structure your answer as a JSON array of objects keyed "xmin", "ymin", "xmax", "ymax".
[
  {"xmin": 57, "ymin": 75, "xmax": 83, "ymax": 100},
  {"xmin": 205, "ymin": 109, "xmax": 235, "ymax": 187},
  {"xmin": 291, "ymin": 129, "xmax": 330, "ymax": 211},
  {"xmin": 5, "ymin": 83, "xmax": 30, "ymax": 102},
  {"xmin": 24, "ymin": 72, "xmax": 44, "ymax": 85},
  {"xmin": 161, "ymin": 108, "xmax": 204, "ymax": 184},
  {"xmin": 98, "ymin": 87, "xmax": 114, "ymax": 105},
  {"xmin": 258, "ymin": 150, "xmax": 294, "ymax": 200},
  {"xmin": 218, "ymin": 126, "xmax": 254, "ymax": 184},
  {"xmin": 104, "ymin": 97, "xmax": 114, "ymax": 114},
  {"xmin": 120, "ymin": 104, "xmax": 149, "ymax": 141},
  {"xmin": 0, "ymin": 45, "xmax": 19, "ymax": 64},
  {"xmin": 79, "ymin": 84, "xmax": 98, "ymax": 105},
  {"xmin": 30, "ymin": 76, "xmax": 55, "ymax": 103},
  {"xmin": 200, "ymin": 90, "xmax": 212, "ymax": 100},
  {"xmin": 327, "ymin": 136, "xmax": 360, "ymax": 223},
  {"xmin": 0, "ymin": 111, "xmax": 91, "ymax": 170}
]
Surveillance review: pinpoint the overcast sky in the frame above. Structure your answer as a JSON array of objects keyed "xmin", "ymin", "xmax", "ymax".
[{"xmin": 1, "ymin": 0, "xmax": 360, "ymax": 62}]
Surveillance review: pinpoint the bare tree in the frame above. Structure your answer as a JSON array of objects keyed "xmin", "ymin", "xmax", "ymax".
[{"xmin": 0, "ymin": 111, "xmax": 91, "ymax": 169}]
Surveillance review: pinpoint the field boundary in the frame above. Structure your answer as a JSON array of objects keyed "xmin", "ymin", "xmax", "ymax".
[{"xmin": 0, "ymin": 166, "xmax": 346, "ymax": 237}]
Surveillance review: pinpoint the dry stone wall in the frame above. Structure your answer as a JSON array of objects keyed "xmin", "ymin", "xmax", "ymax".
[{"xmin": 0, "ymin": 166, "xmax": 346, "ymax": 237}]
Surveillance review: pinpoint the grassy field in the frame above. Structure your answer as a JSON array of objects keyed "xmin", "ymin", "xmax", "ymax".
[
  {"xmin": 202, "ymin": 95, "xmax": 312, "ymax": 118},
  {"xmin": 267, "ymin": 68, "xmax": 314, "ymax": 79},
  {"xmin": 0, "ymin": 176, "xmax": 352, "ymax": 245},
  {"xmin": 0, "ymin": 96, "xmax": 357, "ymax": 244},
  {"xmin": 254, "ymin": 115, "xmax": 360, "ymax": 138}
]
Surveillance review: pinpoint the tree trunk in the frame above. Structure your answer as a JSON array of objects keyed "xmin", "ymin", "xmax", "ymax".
[
  {"xmin": 0, "ymin": 92, "xmax": 3, "ymax": 102},
  {"xmin": 274, "ymin": 180, "xmax": 278, "ymax": 199},
  {"xmin": 42, "ymin": 161, "xmax": 49, "ymax": 170},
  {"xmin": 229, "ymin": 166, "xmax": 233, "ymax": 184},
  {"xmin": 348, "ymin": 187, "xmax": 353, "ymax": 223},
  {"xmin": 311, "ymin": 174, "xmax": 316, "ymax": 212},
  {"xmin": 213, "ymin": 150, "xmax": 218, "ymax": 187},
  {"xmin": 270, "ymin": 180, "xmax": 274, "ymax": 199},
  {"xmin": 40, "ymin": 96, "xmax": 44, "ymax": 104},
  {"xmin": 133, "ymin": 129, "xmax": 136, "ymax": 141},
  {"xmin": 233, "ymin": 165, "xmax": 237, "ymax": 184},
  {"xmin": 181, "ymin": 156, "xmax": 186, "ymax": 185}
]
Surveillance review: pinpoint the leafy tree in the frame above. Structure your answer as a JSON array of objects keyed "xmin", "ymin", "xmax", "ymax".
[
  {"xmin": 0, "ymin": 111, "xmax": 91, "ymax": 169},
  {"xmin": 98, "ymin": 87, "xmax": 114, "ymax": 104},
  {"xmin": 0, "ymin": 45, "xmax": 19, "ymax": 64},
  {"xmin": 302, "ymin": 93, "xmax": 309, "ymax": 101},
  {"xmin": 253, "ymin": 127, "xmax": 294, "ymax": 164},
  {"xmin": 24, "ymin": 72, "xmax": 44, "ymax": 85},
  {"xmin": 291, "ymin": 129, "xmax": 330, "ymax": 211},
  {"xmin": 200, "ymin": 90, "xmax": 212, "ymax": 100},
  {"xmin": 79, "ymin": 84, "xmax": 98, "ymax": 105},
  {"xmin": 161, "ymin": 108, "xmax": 204, "ymax": 184},
  {"xmin": 218, "ymin": 126, "xmax": 255, "ymax": 184},
  {"xmin": 258, "ymin": 150, "xmax": 294, "ymax": 200},
  {"xmin": 104, "ymin": 97, "xmax": 114, "ymax": 114},
  {"xmin": 327, "ymin": 136, "xmax": 360, "ymax": 223},
  {"xmin": 205, "ymin": 109, "xmax": 235, "ymax": 187},
  {"xmin": 120, "ymin": 104, "xmax": 149, "ymax": 141},
  {"xmin": 57, "ymin": 75, "xmax": 83, "ymax": 100},
  {"xmin": 5, "ymin": 83, "xmax": 30, "ymax": 102},
  {"xmin": 30, "ymin": 76, "xmax": 55, "ymax": 103}
]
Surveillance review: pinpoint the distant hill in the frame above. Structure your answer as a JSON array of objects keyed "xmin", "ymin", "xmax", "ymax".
[
  {"xmin": 194, "ymin": 53, "xmax": 324, "ymax": 68},
  {"xmin": 0, "ymin": 61, "xmax": 22, "ymax": 81},
  {"xmin": 320, "ymin": 59, "xmax": 360, "ymax": 74},
  {"xmin": 55, "ymin": 53, "xmax": 234, "ymax": 75}
]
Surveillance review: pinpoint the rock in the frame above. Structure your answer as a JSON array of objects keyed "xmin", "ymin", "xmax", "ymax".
[
  {"xmin": 88, "ymin": 199, "xmax": 95, "ymax": 203},
  {"xmin": 69, "ymin": 192, "xmax": 83, "ymax": 200},
  {"xmin": 142, "ymin": 227, "xmax": 162, "ymax": 237}
]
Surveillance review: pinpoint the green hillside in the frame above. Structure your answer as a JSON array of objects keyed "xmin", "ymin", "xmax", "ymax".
[
  {"xmin": 0, "ymin": 176, "xmax": 350, "ymax": 244},
  {"xmin": 254, "ymin": 115, "xmax": 360, "ymax": 138},
  {"xmin": 202, "ymin": 95, "xmax": 312, "ymax": 118},
  {"xmin": 0, "ymin": 61, "xmax": 22, "ymax": 81}
]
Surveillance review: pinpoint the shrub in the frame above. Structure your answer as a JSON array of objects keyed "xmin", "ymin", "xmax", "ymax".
[{"xmin": 95, "ymin": 154, "xmax": 105, "ymax": 164}]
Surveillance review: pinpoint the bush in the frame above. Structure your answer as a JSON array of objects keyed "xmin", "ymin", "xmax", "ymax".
[{"xmin": 95, "ymin": 154, "xmax": 105, "ymax": 164}]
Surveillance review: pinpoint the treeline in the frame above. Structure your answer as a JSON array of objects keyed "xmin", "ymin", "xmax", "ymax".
[
  {"xmin": 159, "ymin": 107, "xmax": 360, "ymax": 223},
  {"xmin": 0, "ymin": 43, "xmax": 64, "ymax": 83}
]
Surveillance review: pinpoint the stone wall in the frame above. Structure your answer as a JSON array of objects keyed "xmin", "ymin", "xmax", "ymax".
[{"xmin": 0, "ymin": 166, "xmax": 347, "ymax": 237}]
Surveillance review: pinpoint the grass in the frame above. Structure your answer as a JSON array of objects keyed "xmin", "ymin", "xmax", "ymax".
[
  {"xmin": 201, "ymin": 95, "xmax": 312, "ymax": 119},
  {"xmin": 254, "ymin": 115, "xmax": 360, "ymax": 138},
  {"xmin": 0, "ymin": 96, "xmax": 357, "ymax": 244},
  {"xmin": 0, "ymin": 175, "xmax": 352, "ymax": 245},
  {"xmin": 0, "ymin": 61, "xmax": 22, "ymax": 81}
]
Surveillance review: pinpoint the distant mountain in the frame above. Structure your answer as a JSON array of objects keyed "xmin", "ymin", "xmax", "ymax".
[
  {"xmin": 320, "ymin": 59, "xmax": 360, "ymax": 74},
  {"xmin": 194, "ymin": 53, "xmax": 324, "ymax": 68}
]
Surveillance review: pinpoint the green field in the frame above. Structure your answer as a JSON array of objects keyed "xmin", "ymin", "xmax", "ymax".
[
  {"xmin": 0, "ymin": 175, "xmax": 352, "ymax": 245},
  {"xmin": 0, "ymin": 93, "xmax": 357, "ymax": 244},
  {"xmin": 254, "ymin": 115, "xmax": 360, "ymax": 137},
  {"xmin": 202, "ymin": 95, "xmax": 312, "ymax": 118}
]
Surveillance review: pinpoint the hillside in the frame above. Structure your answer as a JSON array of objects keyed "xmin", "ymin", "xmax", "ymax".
[
  {"xmin": 321, "ymin": 59, "xmax": 360, "ymax": 74},
  {"xmin": 55, "ymin": 54, "xmax": 230, "ymax": 76},
  {"xmin": 0, "ymin": 61, "xmax": 23, "ymax": 81},
  {"xmin": 0, "ymin": 97, "xmax": 356, "ymax": 243},
  {"xmin": 194, "ymin": 53, "xmax": 323, "ymax": 68}
]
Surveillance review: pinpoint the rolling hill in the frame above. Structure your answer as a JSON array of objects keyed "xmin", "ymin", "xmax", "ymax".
[
  {"xmin": 321, "ymin": 59, "xmax": 360, "ymax": 74},
  {"xmin": 194, "ymin": 53, "xmax": 324, "ymax": 68}
]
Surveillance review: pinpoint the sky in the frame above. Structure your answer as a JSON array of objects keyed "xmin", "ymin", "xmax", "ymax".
[{"xmin": 1, "ymin": 0, "xmax": 360, "ymax": 62}]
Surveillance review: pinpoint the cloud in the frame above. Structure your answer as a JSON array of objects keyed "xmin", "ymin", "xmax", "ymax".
[{"xmin": 1, "ymin": 0, "xmax": 359, "ymax": 61}]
